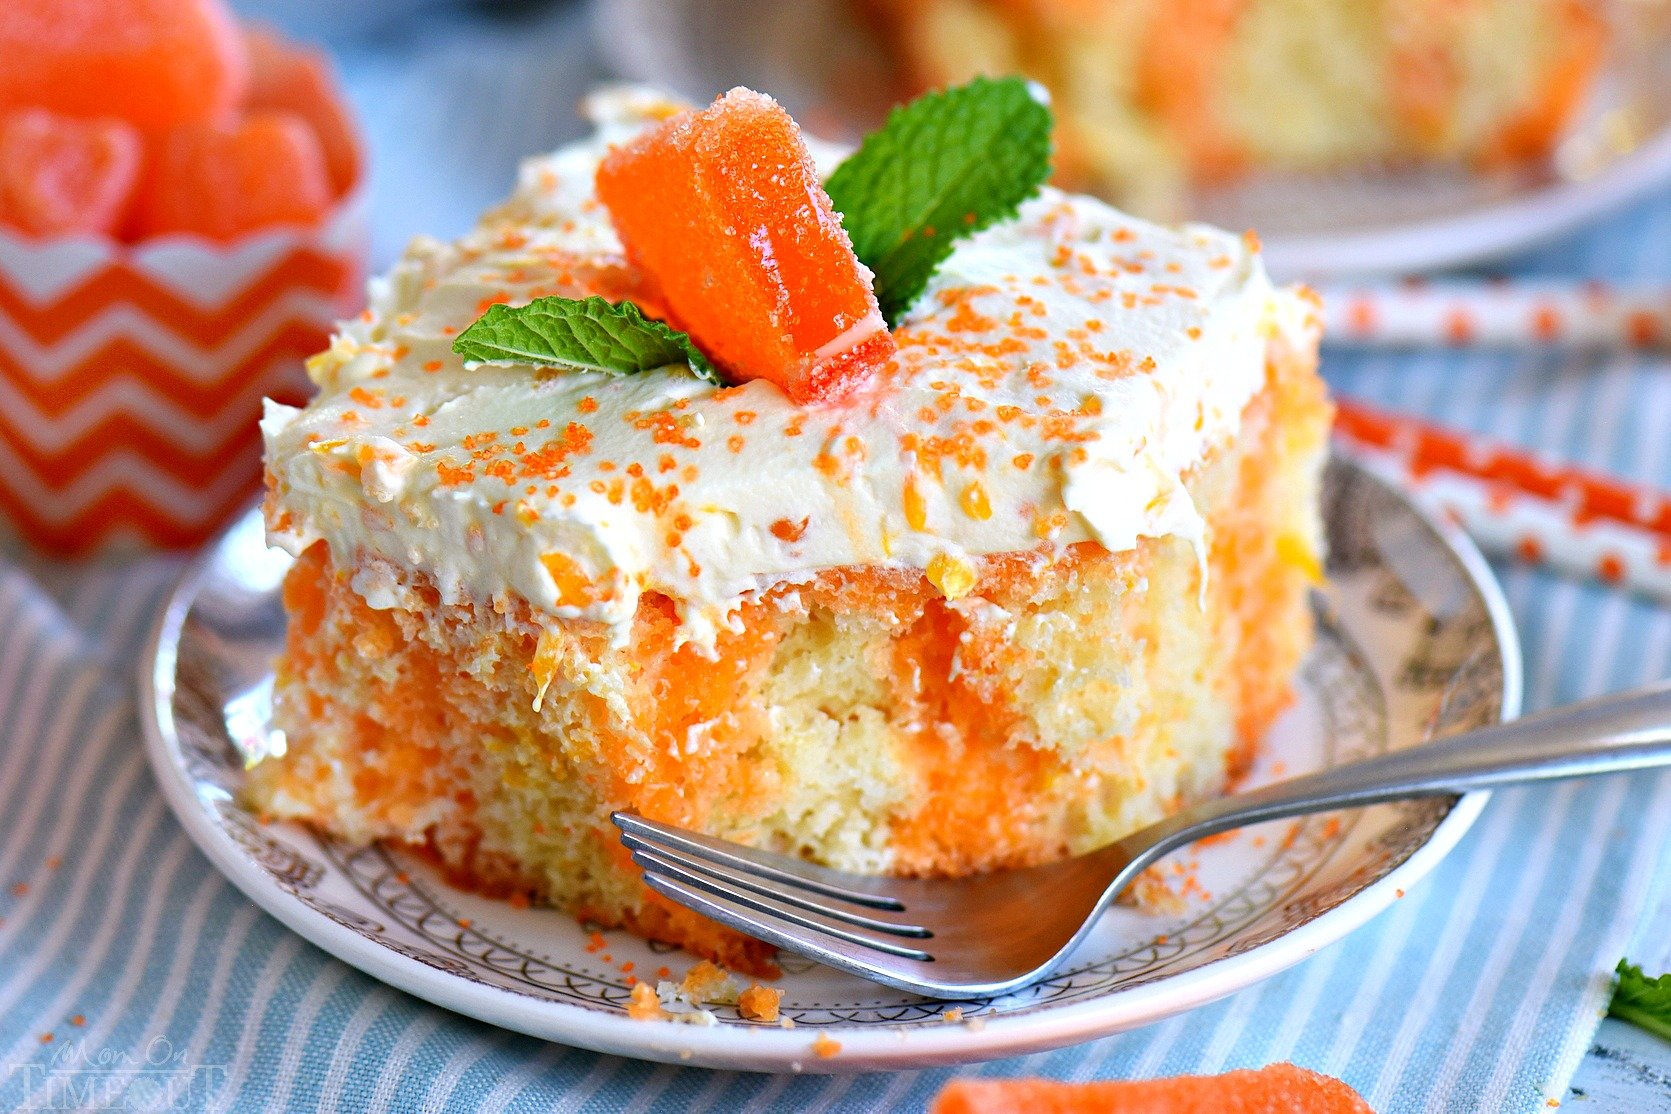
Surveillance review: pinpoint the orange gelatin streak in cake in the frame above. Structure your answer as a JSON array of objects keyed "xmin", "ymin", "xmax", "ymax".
[
  {"xmin": 275, "ymin": 556, "xmax": 462, "ymax": 832},
  {"xmin": 613, "ymin": 594, "xmax": 784, "ymax": 827},
  {"xmin": 882, "ymin": 569, "xmax": 1062, "ymax": 876},
  {"xmin": 930, "ymin": 1063, "xmax": 1373, "ymax": 1114},
  {"xmin": 595, "ymin": 88, "xmax": 894, "ymax": 403}
]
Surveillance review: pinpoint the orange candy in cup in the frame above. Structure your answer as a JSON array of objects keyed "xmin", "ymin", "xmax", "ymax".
[
  {"xmin": 0, "ymin": 110, "xmax": 142, "ymax": 237},
  {"xmin": 0, "ymin": 2, "xmax": 360, "ymax": 244},
  {"xmin": 930, "ymin": 1064, "xmax": 1374, "ymax": 1114},
  {"xmin": 0, "ymin": 0, "xmax": 247, "ymax": 129},
  {"xmin": 596, "ymin": 88, "xmax": 895, "ymax": 404},
  {"xmin": 244, "ymin": 27, "xmax": 362, "ymax": 197},
  {"xmin": 133, "ymin": 112, "xmax": 333, "ymax": 241}
]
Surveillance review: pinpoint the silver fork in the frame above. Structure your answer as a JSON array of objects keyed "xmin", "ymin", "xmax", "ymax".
[{"xmin": 614, "ymin": 681, "xmax": 1671, "ymax": 999}]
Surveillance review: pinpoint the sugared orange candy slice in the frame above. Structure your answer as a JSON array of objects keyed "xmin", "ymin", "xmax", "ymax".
[
  {"xmin": 0, "ymin": 110, "xmax": 142, "ymax": 238},
  {"xmin": 931, "ymin": 1063, "xmax": 1374, "ymax": 1114},
  {"xmin": 595, "ymin": 88, "xmax": 894, "ymax": 404},
  {"xmin": 0, "ymin": 0, "xmax": 247, "ymax": 130},
  {"xmin": 133, "ymin": 112, "xmax": 332, "ymax": 241},
  {"xmin": 244, "ymin": 26, "xmax": 361, "ymax": 197}
]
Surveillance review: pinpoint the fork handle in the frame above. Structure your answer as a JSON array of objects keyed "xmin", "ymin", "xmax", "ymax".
[{"xmin": 1134, "ymin": 680, "xmax": 1671, "ymax": 857}]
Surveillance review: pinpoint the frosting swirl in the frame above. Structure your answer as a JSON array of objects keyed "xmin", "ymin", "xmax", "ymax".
[{"xmin": 263, "ymin": 87, "xmax": 1320, "ymax": 650}]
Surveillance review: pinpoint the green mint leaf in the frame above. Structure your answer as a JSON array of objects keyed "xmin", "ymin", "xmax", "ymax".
[
  {"xmin": 1609, "ymin": 960, "xmax": 1671, "ymax": 1043},
  {"xmin": 452, "ymin": 295, "xmax": 721, "ymax": 385},
  {"xmin": 825, "ymin": 75, "xmax": 1052, "ymax": 327}
]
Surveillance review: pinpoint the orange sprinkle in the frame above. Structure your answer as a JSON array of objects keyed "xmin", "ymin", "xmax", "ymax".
[
  {"xmin": 435, "ymin": 459, "xmax": 474, "ymax": 487},
  {"xmin": 770, "ymin": 516, "xmax": 809, "ymax": 543},
  {"xmin": 738, "ymin": 985, "xmax": 783, "ymax": 1023},
  {"xmin": 423, "ymin": 360, "xmax": 443, "ymax": 373},
  {"xmin": 903, "ymin": 475, "xmax": 928, "ymax": 531},
  {"xmin": 579, "ymin": 397, "xmax": 599, "ymax": 414}
]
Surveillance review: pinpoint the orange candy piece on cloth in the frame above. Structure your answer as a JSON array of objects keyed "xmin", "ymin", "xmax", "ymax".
[
  {"xmin": 930, "ymin": 1063, "xmax": 1375, "ymax": 1114},
  {"xmin": 0, "ymin": 0, "xmax": 247, "ymax": 129},
  {"xmin": 0, "ymin": 110, "xmax": 142, "ymax": 237},
  {"xmin": 244, "ymin": 26, "xmax": 362, "ymax": 196},
  {"xmin": 595, "ymin": 88, "xmax": 894, "ymax": 404},
  {"xmin": 133, "ymin": 112, "xmax": 332, "ymax": 241}
]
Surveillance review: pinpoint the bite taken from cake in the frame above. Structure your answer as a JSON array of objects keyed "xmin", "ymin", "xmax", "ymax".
[{"xmin": 252, "ymin": 79, "xmax": 1332, "ymax": 976}]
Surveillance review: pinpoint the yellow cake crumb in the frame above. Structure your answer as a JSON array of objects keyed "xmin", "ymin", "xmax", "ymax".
[{"xmin": 625, "ymin": 981, "xmax": 665, "ymax": 1021}]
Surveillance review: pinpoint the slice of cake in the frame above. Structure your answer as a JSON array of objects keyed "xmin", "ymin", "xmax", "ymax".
[
  {"xmin": 865, "ymin": 0, "xmax": 1608, "ymax": 215},
  {"xmin": 252, "ymin": 82, "xmax": 1331, "ymax": 975}
]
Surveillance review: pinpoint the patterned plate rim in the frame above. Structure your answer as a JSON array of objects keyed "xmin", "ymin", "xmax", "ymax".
[{"xmin": 138, "ymin": 457, "xmax": 1522, "ymax": 1073}]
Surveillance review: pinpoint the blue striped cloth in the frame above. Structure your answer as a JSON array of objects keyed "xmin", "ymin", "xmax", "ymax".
[{"xmin": 2, "ymin": 3, "xmax": 1670, "ymax": 1109}]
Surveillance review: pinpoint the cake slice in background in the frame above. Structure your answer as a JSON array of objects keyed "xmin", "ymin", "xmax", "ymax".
[{"xmin": 864, "ymin": 0, "xmax": 1608, "ymax": 217}]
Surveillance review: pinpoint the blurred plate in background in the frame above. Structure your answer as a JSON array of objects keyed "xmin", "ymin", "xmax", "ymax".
[{"xmin": 595, "ymin": 0, "xmax": 1671, "ymax": 281}]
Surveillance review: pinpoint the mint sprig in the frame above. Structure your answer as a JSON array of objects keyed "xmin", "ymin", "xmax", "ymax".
[
  {"xmin": 1610, "ymin": 959, "xmax": 1671, "ymax": 1043},
  {"xmin": 826, "ymin": 76, "xmax": 1052, "ymax": 326},
  {"xmin": 452, "ymin": 295, "xmax": 720, "ymax": 384}
]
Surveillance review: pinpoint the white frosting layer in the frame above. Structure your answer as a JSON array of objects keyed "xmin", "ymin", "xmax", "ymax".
[{"xmin": 263, "ymin": 87, "xmax": 1321, "ymax": 649}]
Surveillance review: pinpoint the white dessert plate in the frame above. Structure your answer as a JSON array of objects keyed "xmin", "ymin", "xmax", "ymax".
[
  {"xmin": 139, "ymin": 457, "xmax": 1520, "ymax": 1073},
  {"xmin": 594, "ymin": 0, "xmax": 1671, "ymax": 281}
]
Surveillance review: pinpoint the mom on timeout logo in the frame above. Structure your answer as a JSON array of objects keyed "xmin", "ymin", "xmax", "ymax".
[{"xmin": 9, "ymin": 1035, "xmax": 224, "ymax": 1111}]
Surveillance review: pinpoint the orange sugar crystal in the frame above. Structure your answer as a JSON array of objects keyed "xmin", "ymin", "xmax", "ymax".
[{"xmin": 595, "ymin": 87, "xmax": 894, "ymax": 405}]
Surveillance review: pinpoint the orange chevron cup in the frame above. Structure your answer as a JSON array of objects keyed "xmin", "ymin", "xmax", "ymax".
[
  {"xmin": 0, "ymin": 5, "xmax": 368, "ymax": 553},
  {"xmin": 0, "ymin": 201, "xmax": 367, "ymax": 553}
]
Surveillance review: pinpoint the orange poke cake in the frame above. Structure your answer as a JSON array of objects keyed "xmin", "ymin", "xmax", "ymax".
[
  {"xmin": 866, "ymin": 0, "xmax": 1610, "ymax": 214},
  {"xmin": 252, "ymin": 80, "xmax": 1331, "ymax": 974}
]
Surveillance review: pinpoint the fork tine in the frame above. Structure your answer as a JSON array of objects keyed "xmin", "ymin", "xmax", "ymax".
[
  {"xmin": 611, "ymin": 810, "xmax": 905, "ymax": 911},
  {"xmin": 625, "ymin": 840, "xmax": 932, "ymax": 938},
  {"xmin": 631, "ymin": 848, "xmax": 935, "ymax": 961}
]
